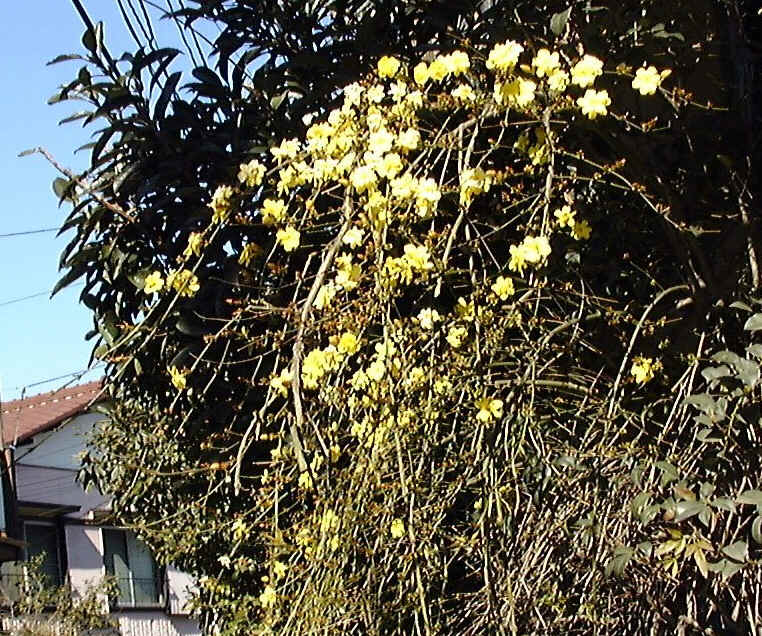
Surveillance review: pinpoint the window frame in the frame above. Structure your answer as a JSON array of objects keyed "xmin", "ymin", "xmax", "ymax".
[{"xmin": 99, "ymin": 526, "xmax": 165, "ymax": 610}]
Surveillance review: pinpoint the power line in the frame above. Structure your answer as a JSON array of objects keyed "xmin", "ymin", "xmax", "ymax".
[
  {"xmin": 0, "ymin": 282, "xmax": 84, "ymax": 308},
  {"xmin": 0, "ymin": 228, "xmax": 59, "ymax": 238}
]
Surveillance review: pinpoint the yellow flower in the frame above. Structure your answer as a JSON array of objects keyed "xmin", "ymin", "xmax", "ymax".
[
  {"xmin": 378, "ymin": 152, "xmax": 403, "ymax": 179},
  {"xmin": 389, "ymin": 80, "xmax": 407, "ymax": 102},
  {"xmin": 238, "ymin": 242, "xmax": 262, "ymax": 267},
  {"xmin": 532, "ymin": 48, "xmax": 560, "ymax": 78},
  {"xmin": 169, "ymin": 365, "xmax": 187, "ymax": 391},
  {"xmin": 368, "ymin": 127, "xmax": 395, "ymax": 155},
  {"xmin": 631, "ymin": 357, "xmax": 660, "ymax": 384},
  {"xmin": 143, "ymin": 271, "xmax": 164, "ymax": 294},
  {"xmin": 508, "ymin": 236, "xmax": 551, "ymax": 273},
  {"xmin": 445, "ymin": 50, "xmax": 470, "ymax": 75},
  {"xmin": 402, "ymin": 244, "xmax": 434, "ymax": 272},
  {"xmin": 313, "ymin": 282, "xmax": 338, "ymax": 310},
  {"xmin": 261, "ymin": 198, "xmax": 286, "ymax": 226},
  {"xmin": 209, "ymin": 184, "xmax": 234, "ymax": 223},
  {"xmin": 367, "ymin": 84, "xmax": 386, "ymax": 103},
  {"xmin": 306, "ymin": 122, "xmax": 334, "ymax": 153},
  {"xmin": 475, "ymin": 397, "xmax": 504, "ymax": 423},
  {"xmin": 632, "ymin": 65, "xmax": 670, "ymax": 95},
  {"xmin": 459, "ymin": 167, "xmax": 493, "ymax": 205},
  {"xmin": 390, "ymin": 518, "xmax": 405, "ymax": 539},
  {"xmin": 570, "ymin": 54, "xmax": 604, "ymax": 88},
  {"xmin": 237, "ymin": 159, "xmax": 266, "ymax": 187},
  {"xmin": 554, "ymin": 205, "xmax": 576, "ymax": 228},
  {"xmin": 486, "ymin": 40, "xmax": 524, "ymax": 72},
  {"xmin": 167, "ymin": 269, "xmax": 200, "ymax": 297},
  {"xmin": 494, "ymin": 78, "xmax": 536, "ymax": 107},
  {"xmin": 415, "ymin": 177, "xmax": 441, "ymax": 216},
  {"xmin": 337, "ymin": 332, "xmax": 360, "ymax": 355},
  {"xmin": 377, "ymin": 55, "xmax": 401, "ymax": 78},
  {"xmin": 276, "ymin": 226, "xmax": 300, "ymax": 252},
  {"xmin": 547, "ymin": 69, "xmax": 570, "ymax": 93},
  {"xmin": 269, "ymin": 368, "xmax": 292, "ymax": 397},
  {"xmin": 270, "ymin": 138, "xmax": 300, "ymax": 161},
  {"xmin": 428, "ymin": 56, "xmax": 450, "ymax": 81},
  {"xmin": 397, "ymin": 127, "xmax": 421, "ymax": 152},
  {"xmin": 342, "ymin": 227, "xmax": 365, "ymax": 249},
  {"xmin": 405, "ymin": 90, "xmax": 423, "ymax": 108},
  {"xmin": 452, "ymin": 83, "xmax": 476, "ymax": 102},
  {"xmin": 416, "ymin": 307, "xmax": 441, "ymax": 330},
  {"xmin": 335, "ymin": 255, "xmax": 362, "ymax": 290},
  {"xmin": 571, "ymin": 219, "xmax": 592, "ymax": 240},
  {"xmin": 350, "ymin": 165, "xmax": 378, "ymax": 193},
  {"xmin": 577, "ymin": 89, "xmax": 611, "ymax": 119},
  {"xmin": 491, "ymin": 276, "xmax": 515, "ymax": 301},
  {"xmin": 413, "ymin": 62, "xmax": 429, "ymax": 85},
  {"xmin": 259, "ymin": 584, "xmax": 277, "ymax": 608},
  {"xmin": 390, "ymin": 173, "xmax": 418, "ymax": 201},
  {"xmin": 183, "ymin": 232, "xmax": 204, "ymax": 258},
  {"xmin": 273, "ymin": 561, "xmax": 287, "ymax": 580},
  {"xmin": 342, "ymin": 82, "xmax": 364, "ymax": 107},
  {"xmin": 446, "ymin": 325, "xmax": 467, "ymax": 349}
]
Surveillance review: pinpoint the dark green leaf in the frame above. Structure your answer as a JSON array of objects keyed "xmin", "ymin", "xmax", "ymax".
[{"xmin": 550, "ymin": 7, "xmax": 572, "ymax": 35}]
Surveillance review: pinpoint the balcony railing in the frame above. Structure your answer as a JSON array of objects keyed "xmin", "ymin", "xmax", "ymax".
[{"xmin": 110, "ymin": 576, "xmax": 165, "ymax": 609}]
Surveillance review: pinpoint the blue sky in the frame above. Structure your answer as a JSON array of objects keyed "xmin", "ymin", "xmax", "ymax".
[{"xmin": 0, "ymin": 2, "xmax": 197, "ymax": 400}]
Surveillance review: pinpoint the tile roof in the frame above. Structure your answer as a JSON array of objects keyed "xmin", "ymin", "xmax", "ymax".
[{"xmin": 0, "ymin": 381, "xmax": 103, "ymax": 445}]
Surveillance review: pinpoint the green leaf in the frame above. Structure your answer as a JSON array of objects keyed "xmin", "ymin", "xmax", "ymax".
[
  {"xmin": 550, "ymin": 7, "xmax": 572, "ymax": 35},
  {"xmin": 47, "ymin": 53, "xmax": 86, "ymax": 66},
  {"xmin": 604, "ymin": 546, "xmax": 633, "ymax": 577},
  {"xmin": 737, "ymin": 490, "xmax": 762, "ymax": 506},
  {"xmin": 730, "ymin": 301, "xmax": 753, "ymax": 312},
  {"xmin": 154, "ymin": 71, "xmax": 181, "ymax": 120},
  {"xmin": 701, "ymin": 365, "xmax": 730, "ymax": 382},
  {"xmin": 747, "ymin": 344, "xmax": 762, "ymax": 359},
  {"xmin": 711, "ymin": 497, "xmax": 736, "ymax": 514},
  {"xmin": 52, "ymin": 177, "xmax": 73, "ymax": 201},
  {"xmin": 744, "ymin": 313, "xmax": 762, "ymax": 332},
  {"xmin": 655, "ymin": 460, "xmax": 679, "ymax": 486},
  {"xmin": 674, "ymin": 501, "xmax": 706, "ymax": 522},
  {"xmin": 684, "ymin": 393, "xmax": 715, "ymax": 413},
  {"xmin": 721, "ymin": 540, "xmax": 747, "ymax": 562},
  {"xmin": 752, "ymin": 517, "xmax": 762, "ymax": 544}
]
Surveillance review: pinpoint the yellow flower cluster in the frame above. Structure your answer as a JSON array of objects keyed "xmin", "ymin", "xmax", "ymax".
[
  {"xmin": 508, "ymin": 236, "xmax": 552, "ymax": 274},
  {"xmin": 143, "ymin": 270, "xmax": 164, "ymax": 294},
  {"xmin": 475, "ymin": 396, "xmax": 503, "ymax": 423},
  {"xmin": 631, "ymin": 356, "xmax": 661, "ymax": 384},
  {"xmin": 166, "ymin": 269, "xmax": 200, "ymax": 297},
  {"xmin": 169, "ymin": 365, "xmax": 188, "ymax": 391},
  {"xmin": 632, "ymin": 65, "xmax": 671, "ymax": 95},
  {"xmin": 209, "ymin": 184, "xmax": 233, "ymax": 223},
  {"xmin": 237, "ymin": 159, "xmax": 266, "ymax": 187}
]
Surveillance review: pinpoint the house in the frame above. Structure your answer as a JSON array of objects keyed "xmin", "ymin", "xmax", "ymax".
[{"xmin": 0, "ymin": 381, "xmax": 200, "ymax": 636}]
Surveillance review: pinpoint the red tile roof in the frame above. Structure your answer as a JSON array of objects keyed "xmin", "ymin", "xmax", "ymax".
[{"xmin": 0, "ymin": 381, "xmax": 103, "ymax": 445}]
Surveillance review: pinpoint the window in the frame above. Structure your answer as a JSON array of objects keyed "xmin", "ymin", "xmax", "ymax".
[
  {"xmin": 0, "ymin": 521, "xmax": 63, "ymax": 604},
  {"xmin": 23, "ymin": 522, "xmax": 63, "ymax": 587},
  {"xmin": 102, "ymin": 529, "xmax": 163, "ymax": 607}
]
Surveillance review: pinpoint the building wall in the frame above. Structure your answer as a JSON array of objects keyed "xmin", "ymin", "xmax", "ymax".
[{"xmin": 9, "ymin": 414, "xmax": 201, "ymax": 635}]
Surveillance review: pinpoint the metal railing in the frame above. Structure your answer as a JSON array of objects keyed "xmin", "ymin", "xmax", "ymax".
[{"xmin": 110, "ymin": 576, "xmax": 165, "ymax": 608}]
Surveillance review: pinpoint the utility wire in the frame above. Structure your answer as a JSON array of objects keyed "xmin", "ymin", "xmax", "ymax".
[
  {"xmin": 0, "ymin": 282, "xmax": 84, "ymax": 308},
  {"xmin": 0, "ymin": 228, "xmax": 59, "ymax": 238}
]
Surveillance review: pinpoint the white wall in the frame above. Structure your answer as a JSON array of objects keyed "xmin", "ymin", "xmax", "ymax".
[
  {"xmin": 19, "ymin": 412, "xmax": 104, "ymax": 470},
  {"xmin": 12, "ymin": 414, "xmax": 201, "ymax": 633}
]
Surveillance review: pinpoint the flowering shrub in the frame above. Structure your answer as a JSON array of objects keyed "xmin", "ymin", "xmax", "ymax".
[{"xmin": 56, "ymin": 2, "xmax": 762, "ymax": 633}]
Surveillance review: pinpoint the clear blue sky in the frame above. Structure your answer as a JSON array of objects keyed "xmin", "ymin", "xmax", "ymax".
[{"xmin": 0, "ymin": 2, "xmax": 197, "ymax": 400}]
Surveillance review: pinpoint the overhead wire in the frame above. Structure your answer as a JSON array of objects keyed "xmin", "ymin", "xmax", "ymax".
[
  {"xmin": 0, "ymin": 282, "xmax": 84, "ymax": 308},
  {"xmin": 0, "ymin": 228, "xmax": 59, "ymax": 238}
]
